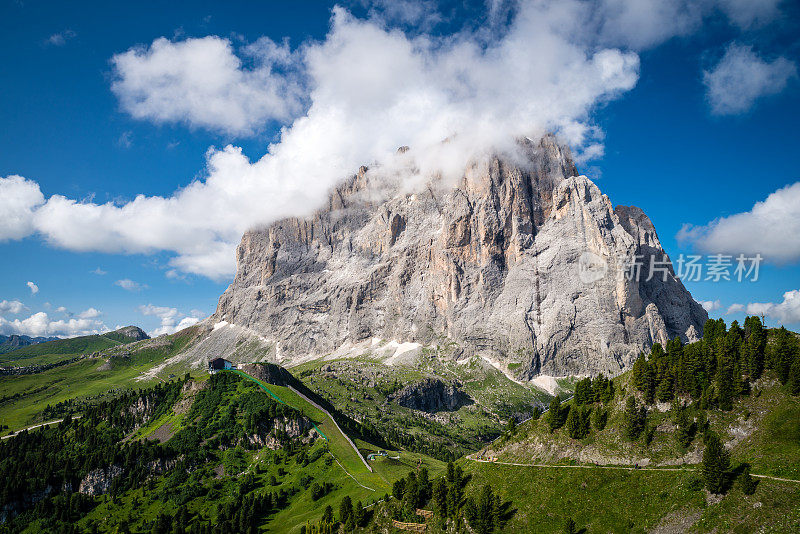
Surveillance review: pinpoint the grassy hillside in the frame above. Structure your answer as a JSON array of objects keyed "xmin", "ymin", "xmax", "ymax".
[
  {"xmin": 462, "ymin": 343, "xmax": 800, "ymax": 532},
  {"xmin": 0, "ymin": 367, "xmax": 443, "ymax": 534},
  {"xmin": 463, "ymin": 460, "xmax": 800, "ymax": 533},
  {"xmin": 290, "ymin": 351, "xmax": 551, "ymax": 461},
  {"xmin": 0, "ymin": 328, "xmax": 143, "ymax": 367},
  {"xmin": 0, "ymin": 329, "xmax": 195, "ymax": 432}
]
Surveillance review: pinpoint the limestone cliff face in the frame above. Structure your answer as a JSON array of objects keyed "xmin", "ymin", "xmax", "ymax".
[{"xmin": 211, "ymin": 136, "xmax": 707, "ymax": 377}]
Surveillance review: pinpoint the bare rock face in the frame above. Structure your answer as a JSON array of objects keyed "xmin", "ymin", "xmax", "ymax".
[
  {"xmin": 390, "ymin": 378, "xmax": 472, "ymax": 412},
  {"xmin": 211, "ymin": 135, "xmax": 707, "ymax": 377},
  {"xmin": 78, "ymin": 465, "xmax": 123, "ymax": 496},
  {"xmin": 113, "ymin": 326, "xmax": 149, "ymax": 341}
]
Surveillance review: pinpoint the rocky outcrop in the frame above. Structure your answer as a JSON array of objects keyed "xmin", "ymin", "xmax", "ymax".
[
  {"xmin": 247, "ymin": 415, "xmax": 316, "ymax": 449},
  {"xmin": 0, "ymin": 356, "xmax": 80, "ymax": 375},
  {"xmin": 78, "ymin": 465, "xmax": 123, "ymax": 496},
  {"xmin": 114, "ymin": 326, "xmax": 149, "ymax": 341},
  {"xmin": 390, "ymin": 378, "xmax": 472, "ymax": 412},
  {"xmin": 208, "ymin": 135, "xmax": 707, "ymax": 377},
  {"xmin": 240, "ymin": 362, "xmax": 296, "ymax": 387}
]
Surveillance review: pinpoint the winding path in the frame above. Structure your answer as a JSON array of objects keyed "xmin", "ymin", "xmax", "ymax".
[
  {"xmin": 2, "ymin": 415, "xmax": 82, "ymax": 440},
  {"xmin": 467, "ymin": 457, "xmax": 800, "ymax": 483}
]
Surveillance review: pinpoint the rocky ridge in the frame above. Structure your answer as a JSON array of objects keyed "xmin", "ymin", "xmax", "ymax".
[
  {"xmin": 390, "ymin": 378, "xmax": 472, "ymax": 412},
  {"xmin": 201, "ymin": 135, "xmax": 706, "ymax": 378}
]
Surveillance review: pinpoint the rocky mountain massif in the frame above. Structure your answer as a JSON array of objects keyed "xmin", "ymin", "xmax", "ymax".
[
  {"xmin": 203, "ymin": 135, "xmax": 706, "ymax": 378},
  {"xmin": 0, "ymin": 334, "xmax": 60, "ymax": 355}
]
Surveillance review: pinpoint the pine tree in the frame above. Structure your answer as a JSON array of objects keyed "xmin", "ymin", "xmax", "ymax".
[
  {"xmin": 339, "ymin": 496, "xmax": 353, "ymax": 525},
  {"xmin": 716, "ymin": 352, "xmax": 734, "ymax": 411},
  {"xmin": 740, "ymin": 465, "xmax": 757, "ymax": 495},
  {"xmin": 592, "ymin": 407, "xmax": 608, "ymax": 431},
  {"xmin": 702, "ymin": 433, "xmax": 730, "ymax": 494},
  {"xmin": 624, "ymin": 396, "xmax": 645, "ymax": 440},
  {"xmin": 433, "ymin": 478, "xmax": 448, "ymax": 516},
  {"xmin": 633, "ymin": 353, "xmax": 648, "ymax": 391},
  {"xmin": 644, "ymin": 362, "xmax": 657, "ymax": 405},
  {"xmin": 574, "ymin": 378, "xmax": 592, "ymax": 405},
  {"xmin": 353, "ymin": 501, "xmax": 365, "ymax": 527},
  {"xmin": 657, "ymin": 367, "xmax": 675, "ymax": 402},
  {"xmin": 548, "ymin": 395, "xmax": 564, "ymax": 431},
  {"xmin": 507, "ymin": 417, "xmax": 517, "ymax": 435}
]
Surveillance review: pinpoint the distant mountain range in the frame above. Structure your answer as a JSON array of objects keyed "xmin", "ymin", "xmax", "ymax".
[
  {"xmin": 0, "ymin": 326, "xmax": 149, "ymax": 359},
  {"xmin": 0, "ymin": 334, "xmax": 60, "ymax": 355}
]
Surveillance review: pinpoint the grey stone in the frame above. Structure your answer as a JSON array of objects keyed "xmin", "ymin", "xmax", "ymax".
[{"xmin": 204, "ymin": 135, "xmax": 706, "ymax": 377}]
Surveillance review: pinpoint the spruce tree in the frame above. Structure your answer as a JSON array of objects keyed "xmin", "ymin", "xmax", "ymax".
[
  {"xmin": 548, "ymin": 395, "xmax": 564, "ymax": 431},
  {"xmin": 353, "ymin": 501, "xmax": 365, "ymax": 527},
  {"xmin": 339, "ymin": 496, "xmax": 353, "ymax": 525},
  {"xmin": 657, "ymin": 367, "xmax": 675, "ymax": 402},
  {"xmin": 433, "ymin": 478, "xmax": 448, "ymax": 516},
  {"xmin": 740, "ymin": 465, "xmax": 757, "ymax": 495},
  {"xmin": 702, "ymin": 433, "xmax": 730, "ymax": 494},
  {"xmin": 633, "ymin": 353, "xmax": 648, "ymax": 392},
  {"xmin": 566, "ymin": 406, "xmax": 580, "ymax": 439},
  {"xmin": 644, "ymin": 363, "xmax": 657, "ymax": 405},
  {"xmin": 592, "ymin": 407, "xmax": 608, "ymax": 430},
  {"xmin": 770, "ymin": 327, "xmax": 797, "ymax": 383},
  {"xmin": 574, "ymin": 378, "xmax": 592, "ymax": 405},
  {"xmin": 789, "ymin": 359, "xmax": 800, "ymax": 396},
  {"xmin": 507, "ymin": 417, "xmax": 517, "ymax": 435},
  {"xmin": 624, "ymin": 396, "xmax": 644, "ymax": 440},
  {"xmin": 716, "ymin": 353, "xmax": 734, "ymax": 411}
]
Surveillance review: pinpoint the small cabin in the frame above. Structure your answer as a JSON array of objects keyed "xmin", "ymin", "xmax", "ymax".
[{"xmin": 208, "ymin": 358, "xmax": 233, "ymax": 373}]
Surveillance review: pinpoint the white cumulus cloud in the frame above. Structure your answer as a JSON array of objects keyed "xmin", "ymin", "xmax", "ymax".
[
  {"xmin": 4, "ymin": 1, "xmax": 788, "ymax": 280},
  {"xmin": 0, "ymin": 175, "xmax": 45, "ymax": 242},
  {"xmin": 704, "ymin": 43, "xmax": 796, "ymax": 115},
  {"xmin": 138, "ymin": 304, "xmax": 203, "ymax": 336},
  {"xmin": 716, "ymin": 0, "xmax": 783, "ymax": 29},
  {"xmin": 726, "ymin": 303, "xmax": 745, "ymax": 314},
  {"xmin": 746, "ymin": 289, "xmax": 800, "ymax": 324},
  {"xmin": 27, "ymin": 281, "xmax": 39, "ymax": 295},
  {"xmin": 115, "ymin": 279, "xmax": 147, "ymax": 292},
  {"xmin": 0, "ymin": 300, "xmax": 25, "ymax": 316},
  {"xmin": 677, "ymin": 181, "xmax": 800, "ymax": 264},
  {"xmin": 45, "ymin": 29, "xmax": 76, "ymax": 47},
  {"xmin": 0, "ymin": 311, "xmax": 107, "ymax": 338},
  {"xmin": 79, "ymin": 307, "xmax": 102, "ymax": 319},
  {"xmin": 111, "ymin": 35, "xmax": 304, "ymax": 136},
  {"xmin": 700, "ymin": 300, "xmax": 722, "ymax": 312}
]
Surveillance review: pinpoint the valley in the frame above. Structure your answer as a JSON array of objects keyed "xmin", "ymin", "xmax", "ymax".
[{"xmin": 1, "ymin": 314, "xmax": 799, "ymax": 533}]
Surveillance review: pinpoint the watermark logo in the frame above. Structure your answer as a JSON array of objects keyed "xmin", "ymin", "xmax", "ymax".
[
  {"xmin": 576, "ymin": 252, "xmax": 762, "ymax": 284},
  {"xmin": 578, "ymin": 251, "xmax": 608, "ymax": 284}
]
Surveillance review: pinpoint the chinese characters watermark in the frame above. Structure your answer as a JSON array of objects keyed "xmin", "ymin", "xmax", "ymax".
[{"xmin": 577, "ymin": 252, "xmax": 762, "ymax": 284}]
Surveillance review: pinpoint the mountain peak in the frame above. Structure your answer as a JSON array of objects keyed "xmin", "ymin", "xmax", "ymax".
[
  {"xmin": 112, "ymin": 326, "xmax": 149, "ymax": 341},
  {"xmin": 205, "ymin": 135, "xmax": 706, "ymax": 378}
]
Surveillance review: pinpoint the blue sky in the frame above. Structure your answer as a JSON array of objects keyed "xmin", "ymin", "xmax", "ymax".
[{"xmin": 1, "ymin": 0, "xmax": 799, "ymax": 337}]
